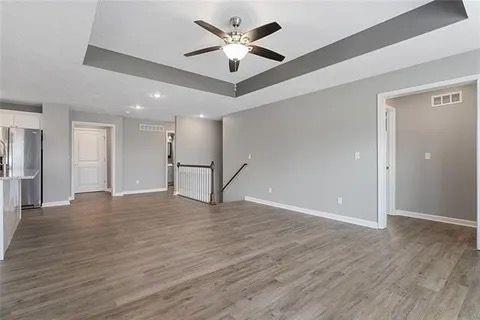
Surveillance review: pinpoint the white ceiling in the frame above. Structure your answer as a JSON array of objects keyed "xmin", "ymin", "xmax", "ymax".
[
  {"xmin": 89, "ymin": 0, "xmax": 431, "ymax": 82},
  {"xmin": 1, "ymin": 1, "xmax": 479, "ymax": 122}
]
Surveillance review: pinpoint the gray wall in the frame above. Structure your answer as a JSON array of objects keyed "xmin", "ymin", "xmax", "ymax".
[
  {"xmin": 388, "ymin": 84, "xmax": 476, "ymax": 221},
  {"xmin": 175, "ymin": 116, "xmax": 223, "ymax": 202},
  {"xmin": 41, "ymin": 109, "xmax": 175, "ymax": 201},
  {"xmin": 223, "ymin": 49, "xmax": 480, "ymax": 223},
  {"xmin": 42, "ymin": 103, "xmax": 71, "ymax": 203},
  {"xmin": 123, "ymin": 117, "xmax": 174, "ymax": 191}
]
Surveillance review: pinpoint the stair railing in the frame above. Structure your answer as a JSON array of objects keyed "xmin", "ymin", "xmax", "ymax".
[
  {"xmin": 177, "ymin": 161, "xmax": 215, "ymax": 204},
  {"xmin": 221, "ymin": 163, "xmax": 247, "ymax": 193}
]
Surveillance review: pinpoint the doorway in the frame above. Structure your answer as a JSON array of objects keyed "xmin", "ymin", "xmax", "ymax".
[
  {"xmin": 377, "ymin": 75, "xmax": 480, "ymax": 249},
  {"xmin": 71, "ymin": 122, "xmax": 116, "ymax": 198},
  {"xmin": 166, "ymin": 131, "xmax": 175, "ymax": 190}
]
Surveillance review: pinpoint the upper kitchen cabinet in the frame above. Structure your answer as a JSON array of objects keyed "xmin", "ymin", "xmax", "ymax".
[
  {"xmin": 0, "ymin": 113, "xmax": 14, "ymax": 127},
  {"xmin": 0, "ymin": 110, "xmax": 42, "ymax": 129}
]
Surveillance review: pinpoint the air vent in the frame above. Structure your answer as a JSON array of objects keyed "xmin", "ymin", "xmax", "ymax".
[
  {"xmin": 139, "ymin": 123, "xmax": 164, "ymax": 132},
  {"xmin": 432, "ymin": 91, "xmax": 462, "ymax": 107}
]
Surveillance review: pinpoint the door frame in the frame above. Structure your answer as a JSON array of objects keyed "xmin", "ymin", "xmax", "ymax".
[
  {"xmin": 71, "ymin": 121, "xmax": 117, "ymax": 199},
  {"xmin": 377, "ymin": 74, "xmax": 480, "ymax": 249},
  {"xmin": 385, "ymin": 105, "xmax": 396, "ymax": 216},
  {"xmin": 165, "ymin": 130, "xmax": 175, "ymax": 190}
]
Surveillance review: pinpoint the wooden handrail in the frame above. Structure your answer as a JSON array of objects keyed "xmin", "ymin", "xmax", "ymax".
[{"xmin": 177, "ymin": 162, "xmax": 214, "ymax": 169}]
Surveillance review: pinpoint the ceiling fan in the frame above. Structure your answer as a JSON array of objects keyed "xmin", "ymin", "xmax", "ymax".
[{"xmin": 184, "ymin": 16, "xmax": 285, "ymax": 73}]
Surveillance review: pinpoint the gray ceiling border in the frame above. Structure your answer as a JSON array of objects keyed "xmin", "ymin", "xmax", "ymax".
[
  {"xmin": 235, "ymin": 0, "xmax": 468, "ymax": 96},
  {"xmin": 83, "ymin": 0, "xmax": 468, "ymax": 98},
  {"xmin": 83, "ymin": 45, "xmax": 236, "ymax": 97}
]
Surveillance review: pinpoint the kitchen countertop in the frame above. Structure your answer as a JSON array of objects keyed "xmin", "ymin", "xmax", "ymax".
[{"xmin": 0, "ymin": 169, "xmax": 39, "ymax": 180}]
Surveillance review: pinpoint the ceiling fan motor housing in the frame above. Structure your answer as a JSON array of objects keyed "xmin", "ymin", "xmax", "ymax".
[{"xmin": 230, "ymin": 16, "xmax": 242, "ymax": 28}]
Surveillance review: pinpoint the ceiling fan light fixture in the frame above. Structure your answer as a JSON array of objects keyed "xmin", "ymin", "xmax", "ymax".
[{"xmin": 222, "ymin": 43, "xmax": 249, "ymax": 61}]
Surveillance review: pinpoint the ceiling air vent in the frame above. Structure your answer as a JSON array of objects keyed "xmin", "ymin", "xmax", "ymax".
[
  {"xmin": 432, "ymin": 91, "xmax": 462, "ymax": 107},
  {"xmin": 139, "ymin": 123, "xmax": 164, "ymax": 132}
]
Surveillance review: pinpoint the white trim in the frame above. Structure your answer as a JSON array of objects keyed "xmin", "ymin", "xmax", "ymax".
[
  {"xmin": 122, "ymin": 188, "xmax": 167, "ymax": 195},
  {"xmin": 377, "ymin": 94, "xmax": 388, "ymax": 229},
  {"xmin": 71, "ymin": 121, "xmax": 116, "ymax": 199},
  {"xmin": 42, "ymin": 201, "xmax": 70, "ymax": 207},
  {"xmin": 377, "ymin": 74, "xmax": 480, "ymax": 243},
  {"xmin": 386, "ymin": 106, "xmax": 396, "ymax": 215},
  {"xmin": 245, "ymin": 196, "xmax": 379, "ymax": 229},
  {"xmin": 477, "ymin": 78, "xmax": 480, "ymax": 249},
  {"xmin": 394, "ymin": 210, "xmax": 476, "ymax": 228},
  {"xmin": 379, "ymin": 75, "xmax": 479, "ymax": 99},
  {"xmin": 68, "ymin": 195, "xmax": 74, "ymax": 201},
  {"xmin": 165, "ymin": 130, "xmax": 175, "ymax": 191}
]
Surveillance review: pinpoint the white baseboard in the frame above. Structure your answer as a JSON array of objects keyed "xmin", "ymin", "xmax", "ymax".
[
  {"xmin": 106, "ymin": 188, "xmax": 112, "ymax": 193},
  {"xmin": 245, "ymin": 196, "xmax": 379, "ymax": 229},
  {"xmin": 42, "ymin": 201, "xmax": 70, "ymax": 207},
  {"xmin": 69, "ymin": 195, "xmax": 74, "ymax": 201},
  {"xmin": 122, "ymin": 188, "xmax": 167, "ymax": 195},
  {"xmin": 394, "ymin": 209, "xmax": 476, "ymax": 228}
]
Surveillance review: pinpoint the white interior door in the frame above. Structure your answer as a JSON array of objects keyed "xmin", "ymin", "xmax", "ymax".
[
  {"xmin": 74, "ymin": 128, "xmax": 107, "ymax": 193},
  {"xmin": 385, "ymin": 106, "xmax": 396, "ymax": 216}
]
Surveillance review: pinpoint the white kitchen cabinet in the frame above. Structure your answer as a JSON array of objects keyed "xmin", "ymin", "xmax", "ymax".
[
  {"xmin": 0, "ymin": 113, "xmax": 14, "ymax": 127},
  {"xmin": 13, "ymin": 113, "xmax": 41, "ymax": 129},
  {"xmin": 0, "ymin": 111, "xmax": 41, "ymax": 129}
]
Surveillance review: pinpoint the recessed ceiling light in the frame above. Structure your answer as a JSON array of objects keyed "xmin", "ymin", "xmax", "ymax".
[
  {"xmin": 150, "ymin": 92, "xmax": 164, "ymax": 99},
  {"xmin": 130, "ymin": 104, "xmax": 144, "ymax": 110},
  {"xmin": 199, "ymin": 114, "xmax": 205, "ymax": 118}
]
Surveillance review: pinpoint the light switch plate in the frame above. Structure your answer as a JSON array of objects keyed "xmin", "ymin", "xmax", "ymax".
[
  {"xmin": 337, "ymin": 197, "xmax": 343, "ymax": 205},
  {"xmin": 354, "ymin": 152, "xmax": 361, "ymax": 160},
  {"xmin": 248, "ymin": 154, "xmax": 252, "ymax": 160},
  {"xmin": 425, "ymin": 152, "xmax": 431, "ymax": 160},
  {"xmin": 268, "ymin": 187, "xmax": 272, "ymax": 193}
]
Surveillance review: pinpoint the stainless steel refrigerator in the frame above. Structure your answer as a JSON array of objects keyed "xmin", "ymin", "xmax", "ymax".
[{"xmin": 0, "ymin": 127, "xmax": 42, "ymax": 208}]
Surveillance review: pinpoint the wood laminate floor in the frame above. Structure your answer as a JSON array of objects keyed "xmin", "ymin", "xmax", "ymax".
[{"xmin": 1, "ymin": 191, "xmax": 479, "ymax": 319}]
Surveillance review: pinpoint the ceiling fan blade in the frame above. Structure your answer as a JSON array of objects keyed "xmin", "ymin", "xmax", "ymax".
[
  {"xmin": 243, "ymin": 22, "xmax": 281, "ymax": 42},
  {"xmin": 249, "ymin": 45, "xmax": 285, "ymax": 62},
  {"xmin": 184, "ymin": 46, "xmax": 222, "ymax": 57},
  {"xmin": 229, "ymin": 59, "xmax": 239, "ymax": 72},
  {"xmin": 194, "ymin": 20, "xmax": 229, "ymax": 39}
]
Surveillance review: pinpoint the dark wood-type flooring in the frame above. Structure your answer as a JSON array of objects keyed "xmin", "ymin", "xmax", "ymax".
[{"xmin": 1, "ymin": 191, "xmax": 479, "ymax": 319}]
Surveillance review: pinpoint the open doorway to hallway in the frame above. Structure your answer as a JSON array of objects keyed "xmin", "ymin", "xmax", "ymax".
[
  {"xmin": 71, "ymin": 122, "xmax": 116, "ymax": 199},
  {"xmin": 378, "ymin": 76, "xmax": 479, "ymax": 249},
  {"xmin": 166, "ymin": 131, "xmax": 175, "ymax": 191},
  {"xmin": 386, "ymin": 83, "xmax": 477, "ymax": 228}
]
